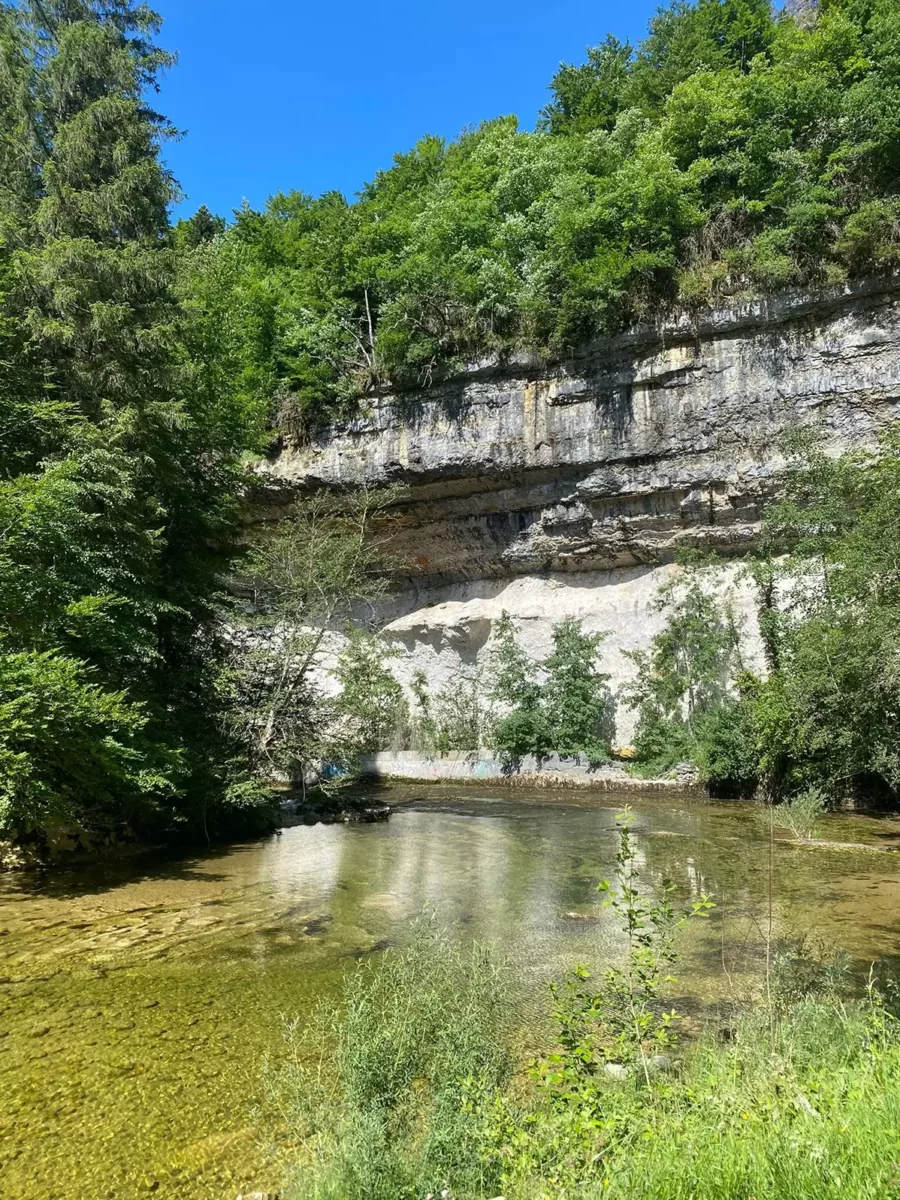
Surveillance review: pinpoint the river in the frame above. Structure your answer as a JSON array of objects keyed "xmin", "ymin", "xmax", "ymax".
[{"xmin": 2, "ymin": 785, "xmax": 899, "ymax": 1199}]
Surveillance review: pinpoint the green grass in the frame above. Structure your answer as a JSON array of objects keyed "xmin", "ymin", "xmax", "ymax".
[
  {"xmin": 502, "ymin": 995, "xmax": 900, "ymax": 1199},
  {"xmin": 271, "ymin": 930, "xmax": 900, "ymax": 1200},
  {"xmin": 267, "ymin": 917, "xmax": 512, "ymax": 1200}
]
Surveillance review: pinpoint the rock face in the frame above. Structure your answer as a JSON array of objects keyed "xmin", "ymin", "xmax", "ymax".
[{"xmin": 258, "ymin": 281, "xmax": 900, "ymax": 742}]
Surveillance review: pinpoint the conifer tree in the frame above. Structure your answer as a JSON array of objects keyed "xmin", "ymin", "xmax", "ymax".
[{"xmin": 0, "ymin": 1, "xmax": 268, "ymax": 842}]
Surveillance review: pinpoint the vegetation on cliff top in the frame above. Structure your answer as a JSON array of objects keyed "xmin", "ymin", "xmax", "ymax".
[{"xmin": 188, "ymin": 0, "xmax": 900, "ymax": 433}]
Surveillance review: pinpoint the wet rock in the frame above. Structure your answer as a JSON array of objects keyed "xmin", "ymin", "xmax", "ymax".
[
  {"xmin": 279, "ymin": 794, "xmax": 390, "ymax": 828},
  {"xmin": 672, "ymin": 762, "xmax": 701, "ymax": 785},
  {"xmin": 301, "ymin": 915, "xmax": 332, "ymax": 936}
]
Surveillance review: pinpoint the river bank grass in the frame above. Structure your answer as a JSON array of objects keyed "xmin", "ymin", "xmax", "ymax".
[
  {"xmin": 272, "ymin": 942, "xmax": 900, "ymax": 1200},
  {"xmin": 502, "ymin": 994, "xmax": 900, "ymax": 1200},
  {"xmin": 269, "ymin": 921, "xmax": 900, "ymax": 1199}
]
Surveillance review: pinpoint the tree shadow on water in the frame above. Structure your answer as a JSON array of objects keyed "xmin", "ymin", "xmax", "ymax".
[{"xmin": 2, "ymin": 836, "xmax": 271, "ymax": 900}]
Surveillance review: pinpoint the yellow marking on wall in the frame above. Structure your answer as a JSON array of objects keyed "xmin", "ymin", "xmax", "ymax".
[{"xmin": 523, "ymin": 382, "xmax": 535, "ymax": 462}]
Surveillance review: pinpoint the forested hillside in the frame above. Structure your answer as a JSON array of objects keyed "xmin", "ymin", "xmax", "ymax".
[
  {"xmin": 194, "ymin": 0, "xmax": 900, "ymax": 433},
  {"xmin": 1, "ymin": 0, "xmax": 900, "ymax": 852}
]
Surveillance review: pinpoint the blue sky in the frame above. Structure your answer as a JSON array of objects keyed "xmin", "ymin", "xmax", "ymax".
[{"xmin": 155, "ymin": 0, "xmax": 662, "ymax": 221}]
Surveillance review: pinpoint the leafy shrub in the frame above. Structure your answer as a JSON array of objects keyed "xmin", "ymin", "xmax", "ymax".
[
  {"xmin": 328, "ymin": 630, "xmax": 408, "ymax": 760},
  {"xmin": 270, "ymin": 919, "xmax": 512, "ymax": 1200},
  {"xmin": 0, "ymin": 648, "xmax": 170, "ymax": 838},
  {"xmin": 773, "ymin": 785, "xmax": 828, "ymax": 840},
  {"xmin": 489, "ymin": 612, "xmax": 613, "ymax": 764},
  {"xmin": 624, "ymin": 566, "xmax": 745, "ymax": 779}
]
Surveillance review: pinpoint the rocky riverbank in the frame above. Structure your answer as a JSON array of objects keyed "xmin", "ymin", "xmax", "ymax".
[{"xmin": 279, "ymin": 792, "xmax": 391, "ymax": 826}]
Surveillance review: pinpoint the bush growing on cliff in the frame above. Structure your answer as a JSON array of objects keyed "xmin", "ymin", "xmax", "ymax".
[
  {"xmin": 745, "ymin": 430, "xmax": 900, "ymax": 803},
  {"xmin": 326, "ymin": 630, "xmax": 408, "ymax": 763},
  {"xmin": 408, "ymin": 667, "xmax": 495, "ymax": 753},
  {"xmin": 624, "ymin": 566, "xmax": 747, "ymax": 782},
  {"xmin": 488, "ymin": 612, "xmax": 550, "ymax": 760},
  {"xmin": 542, "ymin": 618, "xmax": 614, "ymax": 762},
  {"xmin": 224, "ymin": 488, "xmax": 400, "ymax": 783}
]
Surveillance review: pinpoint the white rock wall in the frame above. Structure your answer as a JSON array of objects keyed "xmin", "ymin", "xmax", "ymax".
[
  {"xmin": 256, "ymin": 280, "xmax": 900, "ymax": 744},
  {"xmin": 372, "ymin": 564, "xmax": 763, "ymax": 744}
]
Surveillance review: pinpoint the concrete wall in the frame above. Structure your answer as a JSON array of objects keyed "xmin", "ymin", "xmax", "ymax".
[{"xmin": 360, "ymin": 750, "xmax": 702, "ymax": 793}]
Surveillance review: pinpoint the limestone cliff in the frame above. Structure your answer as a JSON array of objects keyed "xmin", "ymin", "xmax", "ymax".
[{"xmin": 257, "ymin": 280, "xmax": 900, "ymax": 741}]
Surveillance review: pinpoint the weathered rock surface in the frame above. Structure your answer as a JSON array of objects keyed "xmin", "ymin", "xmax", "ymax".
[
  {"xmin": 258, "ymin": 281, "xmax": 900, "ymax": 743},
  {"xmin": 359, "ymin": 750, "xmax": 704, "ymax": 792},
  {"xmin": 261, "ymin": 281, "xmax": 900, "ymax": 582},
  {"xmin": 279, "ymin": 794, "xmax": 390, "ymax": 826}
]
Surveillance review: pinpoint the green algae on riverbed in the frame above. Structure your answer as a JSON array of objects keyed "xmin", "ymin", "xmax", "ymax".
[{"xmin": 2, "ymin": 786, "xmax": 900, "ymax": 1199}]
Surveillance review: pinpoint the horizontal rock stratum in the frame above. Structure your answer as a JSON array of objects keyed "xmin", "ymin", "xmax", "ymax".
[
  {"xmin": 257, "ymin": 279, "xmax": 900, "ymax": 743},
  {"xmin": 260, "ymin": 279, "xmax": 900, "ymax": 582}
]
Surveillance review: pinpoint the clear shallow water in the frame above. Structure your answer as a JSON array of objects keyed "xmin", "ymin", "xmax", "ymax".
[{"xmin": 2, "ymin": 785, "xmax": 900, "ymax": 1199}]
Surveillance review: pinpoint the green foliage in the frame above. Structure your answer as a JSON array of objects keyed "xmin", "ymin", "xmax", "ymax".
[
  {"xmin": 541, "ymin": 811, "xmax": 713, "ymax": 1092},
  {"xmin": 626, "ymin": 430, "xmax": 900, "ymax": 804},
  {"xmin": 0, "ymin": 647, "xmax": 167, "ymax": 836},
  {"xmin": 488, "ymin": 611, "xmax": 550, "ymax": 761},
  {"xmin": 5, "ymin": 0, "xmax": 900, "ymax": 844},
  {"xmin": 270, "ymin": 918, "xmax": 511, "ymax": 1200},
  {"xmin": 404, "ymin": 613, "xmax": 612, "ymax": 762},
  {"xmin": 195, "ymin": 0, "xmax": 900, "ymax": 431},
  {"xmin": 489, "ymin": 612, "xmax": 613, "ymax": 764},
  {"xmin": 0, "ymin": 0, "xmax": 270, "ymax": 844},
  {"xmin": 409, "ymin": 667, "xmax": 493, "ymax": 754},
  {"xmin": 747, "ymin": 430, "xmax": 900, "ymax": 802},
  {"xmin": 542, "ymin": 618, "xmax": 612, "ymax": 762},
  {"xmin": 772, "ymin": 785, "xmax": 828, "ymax": 839},
  {"xmin": 497, "ymin": 988, "xmax": 900, "ymax": 1199},
  {"xmin": 625, "ymin": 566, "xmax": 744, "ymax": 779},
  {"xmin": 224, "ymin": 489, "xmax": 398, "ymax": 782},
  {"xmin": 692, "ymin": 684, "xmax": 761, "ymax": 794},
  {"xmin": 328, "ymin": 630, "xmax": 407, "ymax": 760},
  {"xmin": 541, "ymin": 35, "xmax": 634, "ymax": 135}
]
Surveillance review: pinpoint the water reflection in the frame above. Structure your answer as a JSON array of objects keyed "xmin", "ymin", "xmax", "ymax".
[{"xmin": 1, "ymin": 786, "xmax": 899, "ymax": 1199}]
